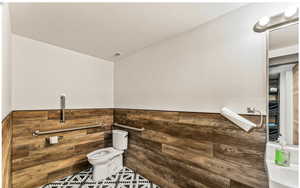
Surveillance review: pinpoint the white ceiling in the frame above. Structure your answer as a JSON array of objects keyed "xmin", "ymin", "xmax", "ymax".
[{"xmin": 10, "ymin": 3, "xmax": 245, "ymax": 61}]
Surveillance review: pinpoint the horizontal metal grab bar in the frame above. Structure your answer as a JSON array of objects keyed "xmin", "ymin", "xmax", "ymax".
[
  {"xmin": 114, "ymin": 123, "xmax": 145, "ymax": 132},
  {"xmin": 33, "ymin": 124, "xmax": 102, "ymax": 136},
  {"xmin": 33, "ymin": 123, "xmax": 144, "ymax": 136}
]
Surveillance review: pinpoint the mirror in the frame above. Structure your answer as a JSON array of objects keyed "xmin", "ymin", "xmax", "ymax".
[{"xmin": 268, "ymin": 23, "xmax": 299, "ymax": 145}]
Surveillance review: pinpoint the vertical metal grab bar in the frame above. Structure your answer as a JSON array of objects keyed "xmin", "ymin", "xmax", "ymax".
[{"xmin": 60, "ymin": 95, "xmax": 65, "ymax": 123}]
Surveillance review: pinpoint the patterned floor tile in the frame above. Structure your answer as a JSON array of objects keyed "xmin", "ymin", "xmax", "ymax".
[{"xmin": 40, "ymin": 167, "xmax": 160, "ymax": 188}]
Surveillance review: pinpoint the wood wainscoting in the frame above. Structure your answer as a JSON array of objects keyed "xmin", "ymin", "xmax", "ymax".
[
  {"xmin": 114, "ymin": 109, "xmax": 268, "ymax": 188},
  {"xmin": 3, "ymin": 113, "xmax": 12, "ymax": 188},
  {"xmin": 11, "ymin": 109, "xmax": 113, "ymax": 188},
  {"xmin": 293, "ymin": 64, "xmax": 298, "ymax": 145}
]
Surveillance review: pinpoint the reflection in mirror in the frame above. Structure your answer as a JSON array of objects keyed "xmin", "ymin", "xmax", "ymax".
[{"xmin": 268, "ymin": 23, "xmax": 298, "ymax": 145}]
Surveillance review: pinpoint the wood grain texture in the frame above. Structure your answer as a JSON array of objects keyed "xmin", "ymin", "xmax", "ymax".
[
  {"xmin": 114, "ymin": 109, "xmax": 268, "ymax": 188},
  {"xmin": 12, "ymin": 109, "xmax": 113, "ymax": 188},
  {"xmin": 2, "ymin": 113, "xmax": 12, "ymax": 188},
  {"xmin": 293, "ymin": 64, "xmax": 298, "ymax": 145}
]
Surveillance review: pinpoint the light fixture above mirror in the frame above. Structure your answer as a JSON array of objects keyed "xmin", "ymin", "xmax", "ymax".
[
  {"xmin": 284, "ymin": 7, "xmax": 298, "ymax": 18},
  {"xmin": 254, "ymin": 7, "xmax": 299, "ymax": 33}
]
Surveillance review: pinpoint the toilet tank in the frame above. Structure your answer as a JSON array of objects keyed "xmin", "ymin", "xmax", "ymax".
[{"xmin": 112, "ymin": 130, "xmax": 128, "ymax": 150}]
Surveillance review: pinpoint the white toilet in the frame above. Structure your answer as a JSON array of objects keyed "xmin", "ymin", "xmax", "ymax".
[{"xmin": 87, "ymin": 129, "xmax": 128, "ymax": 181}]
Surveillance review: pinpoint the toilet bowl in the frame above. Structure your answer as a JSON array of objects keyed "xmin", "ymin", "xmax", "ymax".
[{"xmin": 87, "ymin": 130, "xmax": 128, "ymax": 181}]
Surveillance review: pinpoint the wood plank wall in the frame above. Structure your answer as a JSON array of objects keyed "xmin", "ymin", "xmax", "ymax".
[
  {"xmin": 114, "ymin": 109, "xmax": 268, "ymax": 188},
  {"xmin": 11, "ymin": 109, "xmax": 113, "ymax": 188},
  {"xmin": 2, "ymin": 113, "xmax": 12, "ymax": 188},
  {"xmin": 293, "ymin": 64, "xmax": 298, "ymax": 145}
]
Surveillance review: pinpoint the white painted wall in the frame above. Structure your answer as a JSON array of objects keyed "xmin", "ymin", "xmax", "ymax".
[
  {"xmin": 12, "ymin": 34, "xmax": 114, "ymax": 110},
  {"xmin": 269, "ymin": 45, "xmax": 298, "ymax": 58},
  {"xmin": 115, "ymin": 3, "xmax": 298, "ymax": 114},
  {"xmin": 2, "ymin": 4, "xmax": 12, "ymax": 119}
]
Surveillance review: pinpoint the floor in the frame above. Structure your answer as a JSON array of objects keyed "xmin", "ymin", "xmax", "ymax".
[{"xmin": 40, "ymin": 167, "xmax": 160, "ymax": 188}]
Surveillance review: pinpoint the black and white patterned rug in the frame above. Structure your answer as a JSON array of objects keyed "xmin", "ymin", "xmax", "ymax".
[{"xmin": 40, "ymin": 167, "xmax": 160, "ymax": 188}]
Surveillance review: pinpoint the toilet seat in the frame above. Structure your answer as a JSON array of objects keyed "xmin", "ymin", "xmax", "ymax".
[{"xmin": 87, "ymin": 147, "xmax": 123, "ymax": 163}]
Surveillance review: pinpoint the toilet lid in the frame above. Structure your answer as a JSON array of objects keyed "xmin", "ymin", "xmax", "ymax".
[
  {"xmin": 87, "ymin": 147, "xmax": 123, "ymax": 160},
  {"xmin": 93, "ymin": 150, "xmax": 110, "ymax": 158}
]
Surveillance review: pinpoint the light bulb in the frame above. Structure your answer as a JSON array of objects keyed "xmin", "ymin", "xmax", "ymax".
[
  {"xmin": 258, "ymin": 17, "xmax": 270, "ymax": 26},
  {"xmin": 284, "ymin": 7, "xmax": 298, "ymax": 18}
]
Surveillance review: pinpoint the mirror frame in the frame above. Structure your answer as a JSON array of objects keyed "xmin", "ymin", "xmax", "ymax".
[{"xmin": 266, "ymin": 21, "xmax": 299, "ymax": 144}]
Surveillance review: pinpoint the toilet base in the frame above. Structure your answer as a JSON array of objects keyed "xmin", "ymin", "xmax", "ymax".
[{"xmin": 92, "ymin": 154, "xmax": 123, "ymax": 181}]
